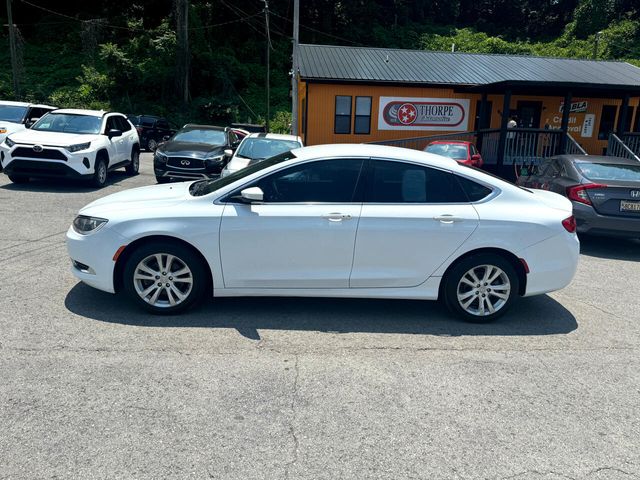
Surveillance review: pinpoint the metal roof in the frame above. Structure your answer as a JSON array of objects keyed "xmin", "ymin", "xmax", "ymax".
[{"xmin": 298, "ymin": 44, "xmax": 640, "ymax": 91}]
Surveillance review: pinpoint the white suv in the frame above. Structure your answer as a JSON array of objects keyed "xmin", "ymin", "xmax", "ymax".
[
  {"xmin": 0, "ymin": 100, "xmax": 57, "ymax": 145},
  {"xmin": 0, "ymin": 109, "xmax": 140, "ymax": 187}
]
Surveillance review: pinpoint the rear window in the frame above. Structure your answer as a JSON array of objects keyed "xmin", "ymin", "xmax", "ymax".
[
  {"xmin": 575, "ymin": 162, "xmax": 640, "ymax": 182},
  {"xmin": 425, "ymin": 143, "xmax": 468, "ymax": 160},
  {"xmin": 456, "ymin": 176, "xmax": 493, "ymax": 202}
]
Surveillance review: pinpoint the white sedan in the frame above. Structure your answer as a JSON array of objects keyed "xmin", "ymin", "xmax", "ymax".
[
  {"xmin": 221, "ymin": 132, "xmax": 303, "ymax": 177},
  {"xmin": 66, "ymin": 144, "xmax": 579, "ymax": 322}
]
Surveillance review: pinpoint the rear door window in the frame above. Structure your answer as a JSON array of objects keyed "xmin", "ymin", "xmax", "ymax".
[{"xmin": 365, "ymin": 160, "xmax": 469, "ymax": 203}]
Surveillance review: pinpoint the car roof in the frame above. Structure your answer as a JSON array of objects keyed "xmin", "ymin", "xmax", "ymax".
[
  {"xmin": 182, "ymin": 124, "xmax": 225, "ymax": 131},
  {"xmin": 246, "ymin": 133, "xmax": 302, "ymax": 142},
  {"xmin": 556, "ymin": 154, "xmax": 640, "ymax": 165},
  {"xmin": 291, "ymin": 143, "xmax": 458, "ymax": 167},
  {"xmin": 428, "ymin": 140, "xmax": 472, "ymax": 146},
  {"xmin": 0, "ymin": 100, "xmax": 56, "ymax": 109},
  {"xmin": 53, "ymin": 109, "xmax": 111, "ymax": 117}
]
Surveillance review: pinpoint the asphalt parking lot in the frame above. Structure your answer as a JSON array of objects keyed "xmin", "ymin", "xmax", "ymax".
[{"xmin": 0, "ymin": 153, "xmax": 639, "ymax": 480}]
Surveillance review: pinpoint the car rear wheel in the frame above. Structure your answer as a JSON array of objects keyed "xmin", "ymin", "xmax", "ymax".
[
  {"xmin": 123, "ymin": 242, "xmax": 207, "ymax": 314},
  {"xmin": 443, "ymin": 253, "xmax": 518, "ymax": 323},
  {"xmin": 125, "ymin": 148, "xmax": 140, "ymax": 175}
]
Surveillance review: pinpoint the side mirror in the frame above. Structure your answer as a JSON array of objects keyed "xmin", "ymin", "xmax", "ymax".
[
  {"xmin": 240, "ymin": 186, "xmax": 263, "ymax": 203},
  {"xmin": 163, "ymin": 135, "xmax": 171, "ymax": 141},
  {"xmin": 107, "ymin": 129, "xmax": 122, "ymax": 138},
  {"xmin": 224, "ymin": 149, "xmax": 233, "ymax": 157},
  {"xmin": 471, "ymin": 154, "xmax": 481, "ymax": 161}
]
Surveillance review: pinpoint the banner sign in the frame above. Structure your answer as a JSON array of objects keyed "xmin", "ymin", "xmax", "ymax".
[
  {"xmin": 560, "ymin": 101, "xmax": 588, "ymax": 113},
  {"xmin": 378, "ymin": 97, "xmax": 470, "ymax": 131},
  {"xmin": 581, "ymin": 113, "xmax": 595, "ymax": 138}
]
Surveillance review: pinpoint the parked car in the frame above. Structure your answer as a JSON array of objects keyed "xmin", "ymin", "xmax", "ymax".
[
  {"xmin": 0, "ymin": 100, "xmax": 56, "ymax": 145},
  {"xmin": 424, "ymin": 141, "xmax": 483, "ymax": 167},
  {"xmin": 221, "ymin": 133, "xmax": 303, "ymax": 177},
  {"xmin": 153, "ymin": 124, "xmax": 241, "ymax": 183},
  {"xmin": 231, "ymin": 128, "xmax": 251, "ymax": 142},
  {"xmin": 128, "ymin": 115, "xmax": 174, "ymax": 151},
  {"xmin": 67, "ymin": 144, "xmax": 579, "ymax": 322},
  {"xmin": 0, "ymin": 109, "xmax": 140, "ymax": 187},
  {"xmin": 517, "ymin": 154, "xmax": 640, "ymax": 238}
]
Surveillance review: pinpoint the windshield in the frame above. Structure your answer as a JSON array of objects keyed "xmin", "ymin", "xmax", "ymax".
[
  {"xmin": 576, "ymin": 162, "xmax": 640, "ymax": 182},
  {"xmin": 32, "ymin": 113, "xmax": 102, "ymax": 134},
  {"xmin": 236, "ymin": 137, "xmax": 302, "ymax": 160},
  {"xmin": 173, "ymin": 128, "xmax": 225, "ymax": 145},
  {"xmin": 425, "ymin": 143, "xmax": 468, "ymax": 160},
  {"xmin": 0, "ymin": 105, "xmax": 28, "ymax": 123},
  {"xmin": 190, "ymin": 151, "xmax": 297, "ymax": 197}
]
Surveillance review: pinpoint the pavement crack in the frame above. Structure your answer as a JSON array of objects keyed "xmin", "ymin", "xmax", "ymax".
[{"xmin": 283, "ymin": 354, "xmax": 300, "ymax": 480}]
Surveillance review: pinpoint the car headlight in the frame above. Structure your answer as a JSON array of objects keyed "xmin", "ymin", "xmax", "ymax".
[
  {"xmin": 5, "ymin": 137, "xmax": 15, "ymax": 148},
  {"xmin": 72, "ymin": 215, "xmax": 108, "ymax": 234},
  {"xmin": 154, "ymin": 151, "xmax": 168, "ymax": 163},
  {"xmin": 67, "ymin": 142, "xmax": 91, "ymax": 153}
]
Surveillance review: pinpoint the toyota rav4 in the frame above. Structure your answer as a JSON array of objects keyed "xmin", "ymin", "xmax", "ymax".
[{"xmin": 0, "ymin": 109, "xmax": 140, "ymax": 188}]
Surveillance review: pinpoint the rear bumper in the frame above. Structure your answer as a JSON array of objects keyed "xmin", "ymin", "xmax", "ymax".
[
  {"xmin": 518, "ymin": 232, "xmax": 580, "ymax": 297},
  {"xmin": 574, "ymin": 202, "xmax": 640, "ymax": 238}
]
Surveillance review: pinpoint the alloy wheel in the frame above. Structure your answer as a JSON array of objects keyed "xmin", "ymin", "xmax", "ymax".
[
  {"xmin": 456, "ymin": 264, "xmax": 511, "ymax": 317},
  {"xmin": 133, "ymin": 253, "xmax": 193, "ymax": 308}
]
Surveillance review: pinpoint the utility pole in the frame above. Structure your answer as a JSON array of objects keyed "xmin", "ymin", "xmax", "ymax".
[
  {"xmin": 291, "ymin": 0, "xmax": 299, "ymax": 136},
  {"xmin": 593, "ymin": 31, "xmax": 603, "ymax": 60},
  {"xmin": 264, "ymin": 0, "xmax": 271, "ymax": 132},
  {"xmin": 176, "ymin": 0, "xmax": 189, "ymax": 104},
  {"xmin": 6, "ymin": 0, "xmax": 20, "ymax": 97}
]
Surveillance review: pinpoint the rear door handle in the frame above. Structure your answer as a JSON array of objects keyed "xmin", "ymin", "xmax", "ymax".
[
  {"xmin": 322, "ymin": 213, "xmax": 352, "ymax": 222},
  {"xmin": 434, "ymin": 215, "xmax": 463, "ymax": 223}
]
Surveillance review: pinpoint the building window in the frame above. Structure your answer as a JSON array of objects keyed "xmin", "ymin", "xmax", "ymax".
[
  {"xmin": 354, "ymin": 96, "xmax": 372, "ymax": 134},
  {"xmin": 334, "ymin": 96, "xmax": 352, "ymax": 134},
  {"xmin": 598, "ymin": 105, "xmax": 618, "ymax": 140}
]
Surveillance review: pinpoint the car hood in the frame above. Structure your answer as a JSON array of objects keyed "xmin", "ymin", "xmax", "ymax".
[
  {"xmin": 158, "ymin": 141, "xmax": 225, "ymax": 158},
  {"xmin": 9, "ymin": 129, "xmax": 101, "ymax": 146},
  {"xmin": 529, "ymin": 188, "xmax": 573, "ymax": 213},
  {"xmin": 80, "ymin": 182, "xmax": 193, "ymax": 216},
  {"xmin": 0, "ymin": 121, "xmax": 26, "ymax": 136}
]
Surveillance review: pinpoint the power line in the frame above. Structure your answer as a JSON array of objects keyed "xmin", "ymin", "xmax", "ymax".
[{"xmin": 270, "ymin": 11, "xmax": 366, "ymax": 46}]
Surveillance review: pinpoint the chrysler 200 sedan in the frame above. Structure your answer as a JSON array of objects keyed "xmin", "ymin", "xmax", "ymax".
[{"xmin": 66, "ymin": 144, "xmax": 579, "ymax": 322}]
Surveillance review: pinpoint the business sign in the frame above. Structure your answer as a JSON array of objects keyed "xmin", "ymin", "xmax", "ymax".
[
  {"xmin": 581, "ymin": 113, "xmax": 595, "ymax": 138},
  {"xmin": 559, "ymin": 101, "xmax": 588, "ymax": 113},
  {"xmin": 378, "ymin": 97, "xmax": 470, "ymax": 131}
]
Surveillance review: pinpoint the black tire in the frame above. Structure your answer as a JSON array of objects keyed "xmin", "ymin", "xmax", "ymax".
[
  {"xmin": 123, "ymin": 241, "xmax": 208, "ymax": 314},
  {"xmin": 443, "ymin": 253, "xmax": 519, "ymax": 323},
  {"xmin": 156, "ymin": 176, "xmax": 170, "ymax": 184},
  {"xmin": 147, "ymin": 138, "xmax": 158, "ymax": 152},
  {"xmin": 8, "ymin": 174, "xmax": 29, "ymax": 184},
  {"xmin": 126, "ymin": 148, "xmax": 140, "ymax": 176},
  {"xmin": 91, "ymin": 155, "xmax": 108, "ymax": 188}
]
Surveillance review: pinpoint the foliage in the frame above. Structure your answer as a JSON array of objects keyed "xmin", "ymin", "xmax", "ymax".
[{"xmin": 0, "ymin": 0, "xmax": 638, "ymax": 131}]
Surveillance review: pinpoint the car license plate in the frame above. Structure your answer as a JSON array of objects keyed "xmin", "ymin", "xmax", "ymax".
[{"xmin": 620, "ymin": 200, "xmax": 640, "ymax": 212}]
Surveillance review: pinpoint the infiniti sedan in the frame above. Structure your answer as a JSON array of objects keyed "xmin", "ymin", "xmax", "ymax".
[{"xmin": 67, "ymin": 144, "xmax": 579, "ymax": 322}]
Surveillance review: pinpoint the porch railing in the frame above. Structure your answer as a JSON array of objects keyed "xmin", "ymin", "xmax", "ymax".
[
  {"xmin": 566, "ymin": 133, "xmax": 588, "ymax": 155},
  {"xmin": 607, "ymin": 133, "xmax": 640, "ymax": 162},
  {"xmin": 368, "ymin": 128, "xmax": 575, "ymax": 166},
  {"xmin": 617, "ymin": 133, "xmax": 640, "ymax": 159}
]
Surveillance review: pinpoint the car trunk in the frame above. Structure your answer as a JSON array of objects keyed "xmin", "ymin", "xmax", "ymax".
[{"xmin": 586, "ymin": 182, "xmax": 640, "ymax": 217}]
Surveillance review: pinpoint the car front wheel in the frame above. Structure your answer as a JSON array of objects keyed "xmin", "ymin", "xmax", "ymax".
[
  {"xmin": 123, "ymin": 242, "xmax": 207, "ymax": 314},
  {"xmin": 443, "ymin": 253, "xmax": 518, "ymax": 323}
]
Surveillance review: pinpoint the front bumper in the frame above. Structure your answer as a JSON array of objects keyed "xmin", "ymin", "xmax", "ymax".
[
  {"xmin": 154, "ymin": 154, "xmax": 225, "ymax": 181},
  {"xmin": 66, "ymin": 226, "xmax": 128, "ymax": 294},
  {"xmin": 1, "ymin": 143, "xmax": 96, "ymax": 179},
  {"xmin": 574, "ymin": 202, "xmax": 640, "ymax": 238}
]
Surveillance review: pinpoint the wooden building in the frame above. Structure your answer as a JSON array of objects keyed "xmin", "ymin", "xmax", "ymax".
[{"xmin": 295, "ymin": 44, "xmax": 640, "ymax": 175}]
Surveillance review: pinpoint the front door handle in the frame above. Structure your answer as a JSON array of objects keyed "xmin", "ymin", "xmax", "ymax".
[
  {"xmin": 434, "ymin": 215, "xmax": 463, "ymax": 223},
  {"xmin": 322, "ymin": 213, "xmax": 352, "ymax": 222}
]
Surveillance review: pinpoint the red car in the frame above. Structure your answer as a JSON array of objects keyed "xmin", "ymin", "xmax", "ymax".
[{"xmin": 424, "ymin": 141, "xmax": 483, "ymax": 168}]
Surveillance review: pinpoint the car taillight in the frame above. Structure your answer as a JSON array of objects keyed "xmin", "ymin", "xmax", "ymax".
[
  {"xmin": 562, "ymin": 215, "xmax": 577, "ymax": 233},
  {"xmin": 566, "ymin": 183, "xmax": 606, "ymax": 205}
]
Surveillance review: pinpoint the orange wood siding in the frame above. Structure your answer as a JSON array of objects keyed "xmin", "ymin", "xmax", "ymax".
[{"xmin": 297, "ymin": 80, "xmax": 640, "ymax": 155}]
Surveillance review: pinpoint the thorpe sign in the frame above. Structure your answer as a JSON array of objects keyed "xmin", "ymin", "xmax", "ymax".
[{"xmin": 378, "ymin": 97, "xmax": 470, "ymax": 131}]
